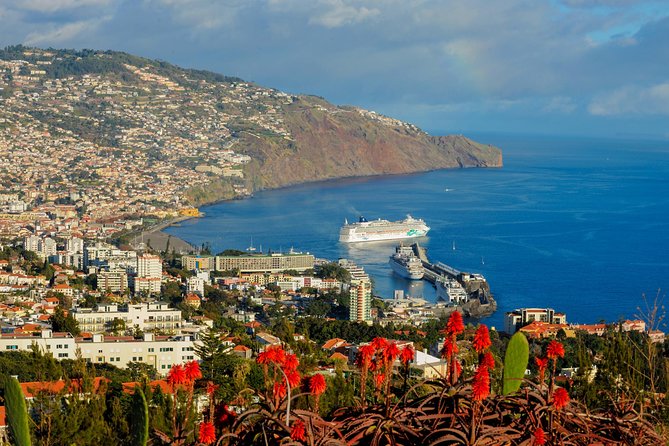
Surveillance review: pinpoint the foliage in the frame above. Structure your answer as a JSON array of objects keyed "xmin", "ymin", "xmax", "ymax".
[
  {"xmin": 502, "ymin": 331, "xmax": 529, "ymax": 395},
  {"xmin": 3, "ymin": 375, "xmax": 31, "ymax": 446},
  {"xmin": 49, "ymin": 306, "xmax": 81, "ymax": 336},
  {"xmin": 130, "ymin": 388, "xmax": 149, "ymax": 446}
]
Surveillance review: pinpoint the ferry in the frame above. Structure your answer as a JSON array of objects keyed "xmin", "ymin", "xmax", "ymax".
[
  {"xmin": 389, "ymin": 244, "xmax": 424, "ymax": 280},
  {"xmin": 339, "ymin": 215, "xmax": 430, "ymax": 243}
]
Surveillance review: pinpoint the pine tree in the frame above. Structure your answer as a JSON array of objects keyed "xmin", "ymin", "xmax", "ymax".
[
  {"xmin": 4, "ymin": 375, "xmax": 31, "ymax": 446},
  {"xmin": 130, "ymin": 388, "xmax": 149, "ymax": 446}
]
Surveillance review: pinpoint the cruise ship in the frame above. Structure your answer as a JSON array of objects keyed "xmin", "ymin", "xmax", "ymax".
[
  {"xmin": 389, "ymin": 244, "xmax": 424, "ymax": 280},
  {"xmin": 436, "ymin": 277, "xmax": 469, "ymax": 304},
  {"xmin": 339, "ymin": 215, "xmax": 430, "ymax": 243}
]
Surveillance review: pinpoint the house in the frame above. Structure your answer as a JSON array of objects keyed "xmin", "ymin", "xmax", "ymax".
[
  {"xmin": 184, "ymin": 293, "xmax": 201, "ymax": 309},
  {"xmin": 255, "ymin": 332, "xmax": 282, "ymax": 348},
  {"xmin": 232, "ymin": 344, "xmax": 252, "ymax": 359},
  {"xmin": 518, "ymin": 321, "xmax": 569, "ymax": 339}
]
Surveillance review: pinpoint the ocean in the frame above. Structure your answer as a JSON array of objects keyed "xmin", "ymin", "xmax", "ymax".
[{"xmin": 165, "ymin": 134, "xmax": 669, "ymax": 330}]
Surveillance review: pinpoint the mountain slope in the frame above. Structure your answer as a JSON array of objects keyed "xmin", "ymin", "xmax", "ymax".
[{"xmin": 0, "ymin": 46, "xmax": 501, "ymax": 215}]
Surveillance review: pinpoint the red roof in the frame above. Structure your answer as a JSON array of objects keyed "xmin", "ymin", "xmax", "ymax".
[
  {"xmin": 20, "ymin": 377, "xmax": 107, "ymax": 398},
  {"xmin": 233, "ymin": 345, "xmax": 251, "ymax": 352}
]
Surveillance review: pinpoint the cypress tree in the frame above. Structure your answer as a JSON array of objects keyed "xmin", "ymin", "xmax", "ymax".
[
  {"xmin": 130, "ymin": 388, "xmax": 149, "ymax": 446},
  {"xmin": 4, "ymin": 375, "xmax": 31, "ymax": 446}
]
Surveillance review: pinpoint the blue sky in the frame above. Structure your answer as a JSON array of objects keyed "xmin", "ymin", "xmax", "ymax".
[{"xmin": 1, "ymin": 0, "xmax": 668, "ymax": 138}]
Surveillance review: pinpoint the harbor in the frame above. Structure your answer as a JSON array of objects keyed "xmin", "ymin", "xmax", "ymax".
[{"xmin": 396, "ymin": 242, "xmax": 497, "ymax": 318}]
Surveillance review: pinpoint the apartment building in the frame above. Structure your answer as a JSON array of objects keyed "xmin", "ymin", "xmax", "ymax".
[
  {"xmin": 0, "ymin": 330, "xmax": 200, "ymax": 375},
  {"xmin": 72, "ymin": 302, "xmax": 182, "ymax": 334},
  {"xmin": 214, "ymin": 252, "xmax": 314, "ymax": 273}
]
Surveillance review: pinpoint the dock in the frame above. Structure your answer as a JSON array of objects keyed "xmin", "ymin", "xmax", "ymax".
[
  {"xmin": 410, "ymin": 243, "xmax": 461, "ymax": 284},
  {"xmin": 410, "ymin": 242, "xmax": 496, "ymax": 313}
]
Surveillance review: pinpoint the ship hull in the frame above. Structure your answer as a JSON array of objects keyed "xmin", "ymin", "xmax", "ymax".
[
  {"xmin": 339, "ymin": 229, "xmax": 428, "ymax": 243},
  {"xmin": 389, "ymin": 258, "xmax": 423, "ymax": 280}
]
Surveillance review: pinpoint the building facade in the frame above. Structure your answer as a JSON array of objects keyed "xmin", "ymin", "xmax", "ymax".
[
  {"xmin": 504, "ymin": 308, "xmax": 567, "ymax": 334},
  {"xmin": 214, "ymin": 252, "xmax": 314, "ymax": 273},
  {"xmin": 72, "ymin": 302, "xmax": 182, "ymax": 334},
  {"xmin": 0, "ymin": 330, "xmax": 200, "ymax": 376}
]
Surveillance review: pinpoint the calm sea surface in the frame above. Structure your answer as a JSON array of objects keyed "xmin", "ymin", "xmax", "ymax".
[{"xmin": 166, "ymin": 134, "xmax": 669, "ymax": 329}]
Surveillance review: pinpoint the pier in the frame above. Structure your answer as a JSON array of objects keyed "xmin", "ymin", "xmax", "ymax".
[
  {"xmin": 410, "ymin": 243, "xmax": 461, "ymax": 284},
  {"xmin": 409, "ymin": 242, "xmax": 496, "ymax": 314}
]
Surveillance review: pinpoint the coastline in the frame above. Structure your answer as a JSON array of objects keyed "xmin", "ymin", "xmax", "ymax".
[
  {"xmin": 154, "ymin": 163, "xmax": 506, "ymax": 254},
  {"xmin": 131, "ymin": 215, "xmax": 196, "ymax": 253}
]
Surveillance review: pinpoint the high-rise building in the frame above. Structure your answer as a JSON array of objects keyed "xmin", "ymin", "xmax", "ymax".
[
  {"xmin": 134, "ymin": 254, "xmax": 162, "ymax": 294},
  {"xmin": 338, "ymin": 259, "xmax": 372, "ymax": 323}
]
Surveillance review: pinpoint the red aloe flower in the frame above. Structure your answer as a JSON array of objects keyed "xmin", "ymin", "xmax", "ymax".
[
  {"xmin": 309, "ymin": 373, "xmax": 327, "ymax": 396},
  {"xmin": 266, "ymin": 345, "xmax": 286, "ymax": 365},
  {"xmin": 441, "ymin": 337, "xmax": 458, "ymax": 359},
  {"xmin": 453, "ymin": 360, "xmax": 462, "ymax": 381},
  {"xmin": 283, "ymin": 353, "xmax": 299, "ymax": 371},
  {"xmin": 198, "ymin": 421, "xmax": 216, "ymax": 445},
  {"xmin": 472, "ymin": 324, "xmax": 492, "ymax": 353},
  {"xmin": 256, "ymin": 351, "xmax": 270, "ymax": 364},
  {"xmin": 206, "ymin": 381, "xmax": 219, "ymax": 396},
  {"xmin": 535, "ymin": 357, "xmax": 549, "ymax": 382},
  {"xmin": 472, "ymin": 365, "xmax": 490, "ymax": 401},
  {"xmin": 216, "ymin": 403, "xmax": 236, "ymax": 427},
  {"xmin": 286, "ymin": 369, "xmax": 301, "ymax": 388},
  {"xmin": 533, "ymin": 427, "xmax": 546, "ymax": 445},
  {"xmin": 273, "ymin": 381, "xmax": 287, "ymax": 400},
  {"xmin": 446, "ymin": 311, "xmax": 465, "ymax": 335},
  {"xmin": 357, "ymin": 344, "xmax": 375, "ymax": 369},
  {"xmin": 384, "ymin": 342, "xmax": 401, "ymax": 363},
  {"xmin": 481, "ymin": 351, "xmax": 495, "ymax": 370},
  {"xmin": 400, "ymin": 345, "xmax": 415, "ymax": 366},
  {"xmin": 552, "ymin": 387, "xmax": 570, "ymax": 410},
  {"xmin": 184, "ymin": 360, "xmax": 202, "ymax": 382},
  {"xmin": 290, "ymin": 419, "xmax": 307, "ymax": 442},
  {"xmin": 546, "ymin": 340, "xmax": 565, "ymax": 360},
  {"xmin": 167, "ymin": 364, "xmax": 188, "ymax": 387},
  {"xmin": 371, "ymin": 337, "xmax": 389, "ymax": 351},
  {"xmin": 374, "ymin": 373, "xmax": 385, "ymax": 389}
]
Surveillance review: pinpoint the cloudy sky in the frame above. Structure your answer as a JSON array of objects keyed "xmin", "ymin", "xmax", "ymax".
[{"xmin": 1, "ymin": 0, "xmax": 668, "ymax": 138}]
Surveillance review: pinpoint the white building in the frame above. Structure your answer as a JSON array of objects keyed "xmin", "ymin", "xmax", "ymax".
[
  {"xmin": 65, "ymin": 237, "xmax": 84, "ymax": 254},
  {"xmin": 504, "ymin": 308, "xmax": 567, "ymax": 334},
  {"xmin": 97, "ymin": 270, "xmax": 129, "ymax": 294},
  {"xmin": 38, "ymin": 237, "xmax": 57, "ymax": 260},
  {"xmin": 133, "ymin": 254, "xmax": 162, "ymax": 294},
  {"xmin": 187, "ymin": 276, "xmax": 206, "ymax": 296},
  {"xmin": 72, "ymin": 302, "xmax": 182, "ymax": 334},
  {"xmin": 23, "ymin": 235, "xmax": 40, "ymax": 253},
  {"xmin": 0, "ymin": 330, "xmax": 200, "ymax": 376}
]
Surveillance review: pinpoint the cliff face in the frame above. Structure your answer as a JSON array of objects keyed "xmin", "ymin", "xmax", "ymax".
[{"xmin": 237, "ymin": 98, "xmax": 502, "ymax": 190}]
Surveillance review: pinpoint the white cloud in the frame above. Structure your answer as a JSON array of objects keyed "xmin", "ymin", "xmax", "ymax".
[
  {"xmin": 24, "ymin": 16, "xmax": 111, "ymax": 45},
  {"xmin": 588, "ymin": 82, "xmax": 669, "ymax": 115},
  {"xmin": 11, "ymin": 0, "xmax": 113, "ymax": 12},
  {"xmin": 308, "ymin": 0, "xmax": 380, "ymax": 28},
  {"xmin": 543, "ymin": 96, "xmax": 578, "ymax": 114}
]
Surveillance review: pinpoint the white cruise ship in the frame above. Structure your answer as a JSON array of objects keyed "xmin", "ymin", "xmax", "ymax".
[
  {"xmin": 339, "ymin": 215, "xmax": 430, "ymax": 243},
  {"xmin": 389, "ymin": 244, "xmax": 424, "ymax": 280}
]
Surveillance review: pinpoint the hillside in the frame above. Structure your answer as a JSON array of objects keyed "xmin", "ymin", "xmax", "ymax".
[{"xmin": 0, "ymin": 46, "xmax": 501, "ymax": 216}]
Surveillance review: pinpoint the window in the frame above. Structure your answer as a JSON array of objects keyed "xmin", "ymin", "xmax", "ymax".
[
  {"xmin": 6, "ymin": 345, "xmax": 18, "ymax": 350},
  {"xmin": 58, "ymin": 353, "xmax": 68, "ymax": 358},
  {"xmin": 159, "ymin": 347, "xmax": 173, "ymax": 352},
  {"xmin": 182, "ymin": 347, "xmax": 194, "ymax": 351},
  {"xmin": 110, "ymin": 357, "xmax": 114, "ymax": 362},
  {"xmin": 148, "ymin": 348, "xmax": 154, "ymax": 352}
]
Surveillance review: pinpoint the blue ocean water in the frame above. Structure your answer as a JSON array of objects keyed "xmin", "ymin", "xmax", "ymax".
[{"xmin": 166, "ymin": 134, "xmax": 669, "ymax": 329}]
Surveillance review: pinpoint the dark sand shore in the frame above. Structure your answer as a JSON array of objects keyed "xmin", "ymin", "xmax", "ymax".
[{"xmin": 130, "ymin": 216, "xmax": 195, "ymax": 253}]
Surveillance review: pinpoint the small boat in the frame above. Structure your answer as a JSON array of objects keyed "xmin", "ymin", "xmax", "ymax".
[{"xmin": 452, "ymin": 241, "xmax": 456, "ymax": 251}]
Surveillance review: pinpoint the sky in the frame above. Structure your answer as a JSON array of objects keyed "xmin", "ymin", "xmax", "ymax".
[{"xmin": 1, "ymin": 0, "xmax": 669, "ymax": 138}]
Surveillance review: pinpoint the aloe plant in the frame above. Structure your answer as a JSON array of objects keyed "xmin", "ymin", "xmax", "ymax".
[
  {"xmin": 4, "ymin": 375, "xmax": 31, "ymax": 446},
  {"xmin": 503, "ymin": 331, "xmax": 529, "ymax": 395}
]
